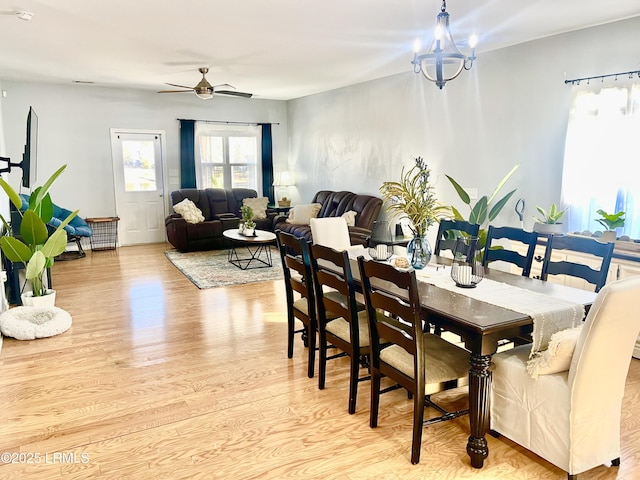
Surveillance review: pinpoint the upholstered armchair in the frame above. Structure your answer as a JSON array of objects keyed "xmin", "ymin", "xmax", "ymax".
[{"xmin": 490, "ymin": 276, "xmax": 640, "ymax": 479}]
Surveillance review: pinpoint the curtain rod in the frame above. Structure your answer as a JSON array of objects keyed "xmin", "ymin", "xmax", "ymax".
[
  {"xmin": 177, "ymin": 118, "xmax": 280, "ymax": 126},
  {"xmin": 564, "ymin": 69, "xmax": 640, "ymax": 85}
]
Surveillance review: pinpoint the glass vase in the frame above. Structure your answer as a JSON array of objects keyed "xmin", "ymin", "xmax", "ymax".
[{"xmin": 406, "ymin": 235, "xmax": 431, "ymax": 269}]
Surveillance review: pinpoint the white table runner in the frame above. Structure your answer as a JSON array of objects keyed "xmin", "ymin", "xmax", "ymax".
[{"xmin": 349, "ymin": 247, "xmax": 585, "ymax": 355}]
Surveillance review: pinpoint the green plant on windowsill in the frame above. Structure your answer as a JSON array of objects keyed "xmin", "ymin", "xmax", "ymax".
[
  {"xmin": 595, "ymin": 209, "xmax": 625, "ymax": 231},
  {"xmin": 0, "ymin": 165, "xmax": 78, "ymax": 297},
  {"xmin": 533, "ymin": 203, "xmax": 567, "ymax": 224}
]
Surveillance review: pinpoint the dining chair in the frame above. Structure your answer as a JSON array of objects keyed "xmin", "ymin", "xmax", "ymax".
[
  {"xmin": 357, "ymin": 256, "xmax": 470, "ymax": 465},
  {"xmin": 482, "ymin": 225, "xmax": 539, "ymax": 277},
  {"xmin": 434, "ymin": 219, "xmax": 480, "ymax": 256},
  {"xmin": 540, "ymin": 234, "xmax": 614, "ymax": 292},
  {"xmin": 310, "ymin": 216, "xmax": 352, "ymax": 250},
  {"xmin": 275, "ymin": 230, "xmax": 318, "ymax": 378},
  {"xmin": 310, "ymin": 243, "xmax": 369, "ymax": 414},
  {"xmin": 490, "ymin": 276, "xmax": 640, "ymax": 479}
]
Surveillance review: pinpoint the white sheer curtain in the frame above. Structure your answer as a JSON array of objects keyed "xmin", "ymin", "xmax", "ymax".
[
  {"xmin": 194, "ymin": 122, "xmax": 261, "ymax": 191},
  {"xmin": 561, "ymin": 81, "xmax": 640, "ymax": 239}
]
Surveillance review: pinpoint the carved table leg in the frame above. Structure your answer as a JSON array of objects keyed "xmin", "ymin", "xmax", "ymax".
[{"xmin": 467, "ymin": 352, "xmax": 492, "ymax": 468}]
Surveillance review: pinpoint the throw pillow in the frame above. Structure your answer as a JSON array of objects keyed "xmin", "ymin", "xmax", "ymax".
[
  {"xmin": 173, "ymin": 198, "xmax": 205, "ymax": 224},
  {"xmin": 243, "ymin": 197, "xmax": 269, "ymax": 220},
  {"xmin": 286, "ymin": 203, "xmax": 322, "ymax": 225},
  {"xmin": 526, "ymin": 325, "xmax": 583, "ymax": 379},
  {"xmin": 341, "ymin": 210, "xmax": 357, "ymax": 227}
]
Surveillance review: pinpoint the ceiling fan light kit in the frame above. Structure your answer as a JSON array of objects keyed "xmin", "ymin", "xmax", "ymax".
[
  {"xmin": 0, "ymin": 10, "xmax": 34, "ymax": 21},
  {"xmin": 159, "ymin": 67, "xmax": 252, "ymax": 100},
  {"xmin": 412, "ymin": 0, "xmax": 477, "ymax": 89}
]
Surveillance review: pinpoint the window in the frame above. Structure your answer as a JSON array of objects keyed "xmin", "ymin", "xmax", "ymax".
[
  {"xmin": 194, "ymin": 123, "xmax": 261, "ymax": 192},
  {"xmin": 121, "ymin": 139, "xmax": 158, "ymax": 192},
  {"xmin": 561, "ymin": 81, "xmax": 640, "ymax": 239}
]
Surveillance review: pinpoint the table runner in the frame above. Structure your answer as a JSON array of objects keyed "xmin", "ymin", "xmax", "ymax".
[{"xmin": 348, "ymin": 248, "xmax": 584, "ymax": 355}]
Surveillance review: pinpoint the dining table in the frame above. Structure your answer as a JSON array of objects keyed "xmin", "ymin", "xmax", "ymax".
[{"xmin": 346, "ymin": 249, "xmax": 597, "ymax": 469}]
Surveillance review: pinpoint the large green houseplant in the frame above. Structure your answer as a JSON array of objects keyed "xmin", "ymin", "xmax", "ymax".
[
  {"xmin": 445, "ymin": 164, "xmax": 519, "ymax": 248},
  {"xmin": 0, "ymin": 165, "xmax": 78, "ymax": 298}
]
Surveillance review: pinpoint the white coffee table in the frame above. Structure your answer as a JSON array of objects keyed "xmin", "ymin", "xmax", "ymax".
[{"xmin": 222, "ymin": 228, "xmax": 277, "ymax": 270}]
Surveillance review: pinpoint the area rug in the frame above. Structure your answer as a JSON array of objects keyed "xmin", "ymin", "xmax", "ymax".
[{"xmin": 165, "ymin": 249, "xmax": 283, "ymax": 289}]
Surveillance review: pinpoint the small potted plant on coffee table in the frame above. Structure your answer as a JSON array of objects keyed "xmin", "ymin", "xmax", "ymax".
[
  {"xmin": 595, "ymin": 209, "xmax": 625, "ymax": 243},
  {"xmin": 240, "ymin": 205, "xmax": 254, "ymax": 235}
]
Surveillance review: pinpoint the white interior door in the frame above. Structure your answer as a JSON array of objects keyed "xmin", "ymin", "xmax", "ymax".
[{"xmin": 111, "ymin": 129, "xmax": 167, "ymax": 245}]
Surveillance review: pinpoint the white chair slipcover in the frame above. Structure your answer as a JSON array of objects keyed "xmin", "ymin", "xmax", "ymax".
[{"xmin": 490, "ymin": 276, "xmax": 640, "ymax": 479}]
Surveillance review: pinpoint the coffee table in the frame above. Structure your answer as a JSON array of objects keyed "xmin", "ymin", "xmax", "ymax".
[{"xmin": 222, "ymin": 228, "xmax": 277, "ymax": 270}]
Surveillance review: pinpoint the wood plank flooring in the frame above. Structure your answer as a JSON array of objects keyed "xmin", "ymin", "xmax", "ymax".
[{"xmin": 1, "ymin": 242, "xmax": 639, "ymax": 479}]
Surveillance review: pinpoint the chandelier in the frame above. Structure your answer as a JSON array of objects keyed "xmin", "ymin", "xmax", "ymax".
[{"xmin": 411, "ymin": 0, "xmax": 477, "ymax": 89}]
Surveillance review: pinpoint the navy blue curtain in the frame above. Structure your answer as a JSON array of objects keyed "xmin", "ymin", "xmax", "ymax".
[
  {"xmin": 260, "ymin": 123, "xmax": 274, "ymax": 203},
  {"xmin": 179, "ymin": 120, "xmax": 196, "ymax": 188}
]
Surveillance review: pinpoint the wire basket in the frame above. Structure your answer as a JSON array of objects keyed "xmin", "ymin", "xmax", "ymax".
[{"xmin": 86, "ymin": 217, "xmax": 120, "ymax": 251}]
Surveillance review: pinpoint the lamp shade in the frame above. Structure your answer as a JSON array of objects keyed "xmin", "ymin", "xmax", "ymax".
[{"xmin": 273, "ymin": 171, "xmax": 294, "ymax": 186}]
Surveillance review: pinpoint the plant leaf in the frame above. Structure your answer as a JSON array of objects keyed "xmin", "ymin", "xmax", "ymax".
[
  {"xmin": 41, "ymin": 229, "xmax": 68, "ymax": 257},
  {"xmin": 0, "ymin": 177, "xmax": 23, "ymax": 211},
  {"xmin": 487, "ymin": 164, "xmax": 519, "ymax": 204},
  {"xmin": 0, "ymin": 236, "xmax": 32, "ymax": 263},
  {"xmin": 445, "ymin": 175, "xmax": 471, "ymax": 205},
  {"xmin": 469, "ymin": 196, "xmax": 488, "ymax": 225},
  {"xmin": 19, "ymin": 210, "xmax": 49, "ymax": 246},
  {"xmin": 25, "ymin": 250, "xmax": 46, "ymax": 281},
  {"xmin": 488, "ymin": 189, "xmax": 517, "ymax": 221}
]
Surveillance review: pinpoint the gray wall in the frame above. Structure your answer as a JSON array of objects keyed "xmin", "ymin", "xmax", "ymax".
[
  {"xmin": 286, "ymin": 16, "xmax": 640, "ymax": 244},
  {"xmin": 0, "ymin": 83, "xmax": 287, "ymax": 220}
]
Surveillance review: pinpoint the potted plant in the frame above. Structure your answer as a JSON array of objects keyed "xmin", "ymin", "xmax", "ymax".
[
  {"xmin": 595, "ymin": 209, "xmax": 625, "ymax": 243},
  {"xmin": 240, "ymin": 205, "xmax": 255, "ymax": 235},
  {"xmin": 380, "ymin": 157, "xmax": 450, "ymax": 268},
  {"xmin": 0, "ymin": 165, "xmax": 78, "ymax": 306},
  {"xmin": 532, "ymin": 203, "xmax": 566, "ymax": 235},
  {"xmin": 445, "ymin": 164, "xmax": 519, "ymax": 249}
]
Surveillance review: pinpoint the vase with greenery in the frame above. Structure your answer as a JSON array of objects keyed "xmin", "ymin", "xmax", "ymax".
[
  {"xmin": 0, "ymin": 165, "xmax": 78, "ymax": 303},
  {"xmin": 240, "ymin": 205, "xmax": 256, "ymax": 235},
  {"xmin": 532, "ymin": 203, "xmax": 567, "ymax": 235},
  {"xmin": 445, "ymin": 164, "xmax": 519, "ymax": 249},
  {"xmin": 595, "ymin": 209, "xmax": 625, "ymax": 242},
  {"xmin": 380, "ymin": 157, "xmax": 450, "ymax": 268}
]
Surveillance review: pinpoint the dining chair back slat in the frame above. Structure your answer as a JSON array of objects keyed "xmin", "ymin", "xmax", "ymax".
[
  {"xmin": 483, "ymin": 225, "xmax": 539, "ymax": 277},
  {"xmin": 435, "ymin": 219, "xmax": 480, "ymax": 256},
  {"xmin": 541, "ymin": 234, "xmax": 614, "ymax": 292}
]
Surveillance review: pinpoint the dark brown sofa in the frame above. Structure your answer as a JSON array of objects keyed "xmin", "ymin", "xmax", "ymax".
[
  {"xmin": 274, "ymin": 190, "xmax": 382, "ymax": 246},
  {"xmin": 165, "ymin": 188, "xmax": 277, "ymax": 251}
]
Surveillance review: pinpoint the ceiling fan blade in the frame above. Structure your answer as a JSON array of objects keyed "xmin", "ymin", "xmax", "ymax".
[
  {"xmin": 165, "ymin": 82, "xmax": 195, "ymax": 90},
  {"xmin": 215, "ymin": 90, "xmax": 253, "ymax": 98},
  {"xmin": 158, "ymin": 89, "xmax": 194, "ymax": 93}
]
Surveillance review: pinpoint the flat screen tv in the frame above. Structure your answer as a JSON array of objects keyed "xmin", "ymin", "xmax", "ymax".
[{"xmin": 21, "ymin": 106, "xmax": 38, "ymax": 189}]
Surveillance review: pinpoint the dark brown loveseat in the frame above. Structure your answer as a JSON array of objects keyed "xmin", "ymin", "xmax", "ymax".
[
  {"xmin": 165, "ymin": 188, "xmax": 277, "ymax": 251},
  {"xmin": 274, "ymin": 190, "xmax": 382, "ymax": 246}
]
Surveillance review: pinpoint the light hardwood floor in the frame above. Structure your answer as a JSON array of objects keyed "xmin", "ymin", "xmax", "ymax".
[{"xmin": 1, "ymin": 243, "xmax": 638, "ymax": 479}]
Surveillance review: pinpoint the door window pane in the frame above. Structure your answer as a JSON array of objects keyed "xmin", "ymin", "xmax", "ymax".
[{"xmin": 122, "ymin": 140, "xmax": 157, "ymax": 192}]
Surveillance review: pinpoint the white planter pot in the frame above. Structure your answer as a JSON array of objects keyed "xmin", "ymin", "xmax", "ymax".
[
  {"xmin": 602, "ymin": 230, "xmax": 617, "ymax": 243},
  {"xmin": 533, "ymin": 222, "xmax": 564, "ymax": 235},
  {"xmin": 244, "ymin": 228, "xmax": 255, "ymax": 236},
  {"xmin": 21, "ymin": 289, "xmax": 56, "ymax": 307}
]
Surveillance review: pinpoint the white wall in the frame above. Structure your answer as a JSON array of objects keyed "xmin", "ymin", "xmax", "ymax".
[
  {"xmin": 286, "ymin": 16, "xmax": 640, "ymax": 244},
  {"xmin": 0, "ymin": 82, "xmax": 287, "ymax": 218}
]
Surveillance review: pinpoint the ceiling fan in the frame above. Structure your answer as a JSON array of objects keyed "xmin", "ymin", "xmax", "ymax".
[{"xmin": 158, "ymin": 67, "xmax": 252, "ymax": 100}]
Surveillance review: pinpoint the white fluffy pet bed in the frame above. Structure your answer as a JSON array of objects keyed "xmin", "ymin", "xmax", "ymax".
[{"xmin": 0, "ymin": 306, "xmax": 72, "ymax": 340}]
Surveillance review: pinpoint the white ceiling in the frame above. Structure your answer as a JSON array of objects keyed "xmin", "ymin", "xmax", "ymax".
[{"xmin": 0, "ymin": 0, "xmax": 639, "ymax": 101}]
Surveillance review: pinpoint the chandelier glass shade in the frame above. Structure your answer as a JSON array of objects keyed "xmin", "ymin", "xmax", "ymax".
[{"xmin": 412, "ymin": 0, "xmax": 477, "ymax": 89}]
